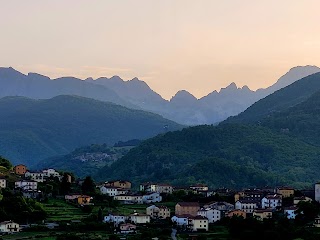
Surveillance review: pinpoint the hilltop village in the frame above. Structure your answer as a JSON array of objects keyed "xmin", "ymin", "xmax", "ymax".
[{"xmin": 1, "ymin": 160, "xmax": 320, "ymax": 239}]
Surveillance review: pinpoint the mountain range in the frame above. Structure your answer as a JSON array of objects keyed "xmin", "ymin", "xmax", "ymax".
[
  {"xmin": 1, "ymin": 65, "xmax": 319, "ymax": 125},
  {"xmin": 92, "ymin": 71, "xmax": 320, "ymax": 188}
]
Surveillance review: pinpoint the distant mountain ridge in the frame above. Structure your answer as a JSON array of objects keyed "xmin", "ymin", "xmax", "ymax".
[
  {"xmin": 1, "ymin": 65, "xmax": 319, "ymax": 125},
  {"xmin": 0, "ymin": 95, "xmax": 182, "ymax": 165}
]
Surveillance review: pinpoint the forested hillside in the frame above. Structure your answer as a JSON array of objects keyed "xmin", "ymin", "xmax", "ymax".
[
  {"xmin": 0, "ymin": 95, "xmax": 182, "ymax": 165},
  {"xmin": 226, "ymin": 72, "xmax": 320, "ymax": 123},
  {"xmin": 96, "ymin": 124, "xmax": 320, "ymax": 188}
]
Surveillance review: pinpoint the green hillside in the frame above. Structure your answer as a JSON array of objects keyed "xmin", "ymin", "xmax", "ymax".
[
  {"xmin": 37, "ymin": 143, "xmax": 136, "ymax": 178},
  {"xmin": 0, "ymin": 95, "xmax": 182, "ymax": 165},
  {"xmin": 226, "ymin": 72, "xmax": 320, "ymax": 123},
  {"xmin": 95, "ymin": 124, "xmax": 320, "ymax": 189},
  {"xmin": 260, "ymin": 90, "xmax": 320, "ymax": 146}
]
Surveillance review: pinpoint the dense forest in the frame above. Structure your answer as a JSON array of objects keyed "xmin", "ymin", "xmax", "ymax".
[
  {"xmin": 226, "ymin": 72, "xmax": 320, "ymax": 123},
  {"xmin": 96, "ymin": 124, "xmax": 320, "ymax": 189}
]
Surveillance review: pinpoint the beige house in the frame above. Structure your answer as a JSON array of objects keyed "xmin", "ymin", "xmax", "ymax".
[
  {"xmin": 227, "ymin": 210, "xmax": 247, "ymax": 219},
  {"xmin": 105, "ymin": 180, "xmax": 131, "ymax": 189},
  {"xmin": 129, "ymin": 213, "xmax": 150, "ymax": 224},
  {"xmin": 146, "ymin": 205, "xmax": 170, "ymax": 219},
  {"xmin": 0, "ymin": 221, "xmax": 19, "ymax": 233},
  {"xmin": 294, "ymin": 196, "xmax": 312, "ymax": 206},
  {"xmin": 188, "ymin": 216, "xmax": 208, "ymax": 232},
  {"xmin": 0, "ymin": 178, "xmax": 6, "ymax": 188},
  {"xmin": 276, "ymin": 187, "xmax": 294, "ymax": 198},
  {"xmin": 253, "ymin": 209, "xmax": 272, "ymax": 221},
  {"xmin": 175, "ymin": 202, "xmax": 200, "ymax": 216}
]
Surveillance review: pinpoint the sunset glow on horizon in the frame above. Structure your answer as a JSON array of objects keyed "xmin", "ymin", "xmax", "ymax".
[{"xmin": 1, "ymin": 0, "xmax": 320, "ymax": 99}]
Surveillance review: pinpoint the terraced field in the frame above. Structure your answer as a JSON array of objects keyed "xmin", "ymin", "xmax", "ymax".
[{"xmin": 43, "ymin": 198, "xmax": 88, "ymax": 222}]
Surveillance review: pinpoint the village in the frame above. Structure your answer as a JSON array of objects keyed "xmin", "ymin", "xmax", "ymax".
[{"xmin": 1, "ymin": 163, "xmax": 320, "ymax": 239}]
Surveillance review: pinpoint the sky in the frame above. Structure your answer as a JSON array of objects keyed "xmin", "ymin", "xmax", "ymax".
[{"xmin": 1, "ymin": 0, "xmax": 320, "ymax": 99}]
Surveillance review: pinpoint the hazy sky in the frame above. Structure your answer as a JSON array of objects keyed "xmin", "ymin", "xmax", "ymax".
[{"xmin": 1, "ymin": 0, "xmax": 320, "ymax": 99}]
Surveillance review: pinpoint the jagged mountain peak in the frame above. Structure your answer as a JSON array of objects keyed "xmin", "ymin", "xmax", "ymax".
[{"xmin": 171, "ymin": 90, "xmax": 197, "ymax": 101}]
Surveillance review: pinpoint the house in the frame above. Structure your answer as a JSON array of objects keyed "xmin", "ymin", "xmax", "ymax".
[
  {"xmin": 190, "ymin": 184, "xmax": 208, "ymax": 192},
  {"xmin": 119, "ymin": 223, "xmax": 136, "ymax": 234},
  {"xmin": 77, "ymin": 195, "xmax": 92, "ymax": 205},
  {"xmin": 14, "ymin": 164, "xmax": 27, "ymax": 175},
  {"xmin": 171, "ymin": 214, "xmax": 192, "ymax": 227},
  {"xmin": 42, "ymin": 169, "xmax": 60, "ymax": 178},
  {"xmin": 0, "ymin": 178, "xmax": 6, "ymax": 188},
  {"xmin": 129, "ymin": 213, "xmax": 150, "ymax": 224},
  {"xmin": 146, "ymin": 205, "xmax": 170, "ymax": 219},
  {"xmin": 114, "ymin": 194, "xmax": 143, "ymax": 204},
  {"xmin": 284, "ymin": 206, "xmax": 298, "ymax": 219},
  {"xmin": 0, "ymin": 221, "xmax": 19, "ymax": 233},
  {"xmin": 65, "ymin": 194, "xmax": 82, "ymax": 201},
  {"xmin": 227, "ymin": 210, "xmax": 247, "ymax": 219},
  {"xmin": 314, "ymin": 216, "xmax": 320, "ymax": 227},
  {"xmin": 197, "ymin": 208, "xmax": 221, "ymax": 223},
  {"xmin": 175, "ymin": 202, "xmax": 200, "ymax": 216},
  {"xmin": 142, "ymin": 192, "xmax": 162, "ymax": 204},
  {"xmin": 234, "ymin": 190, "xmax": 265, "ymax": 202},
  {"xmin": 105, "ymin": 180, "xmax": 131, "ymax": 189},
  {"xmin": 235, "ymin": 200, "xmax": 258, "ymax": 213},
  {"xmin": 15, "ymin": 180, "xmax": 37, "ymax": 190},
  {"xmin": 140, "ymin": 183, "xmax": 173, "ymax": 194},
  {"xmin": 25, "ymin": 171, "xmax": 44, "ymax": 182},
  {"xmin": 104, "ymin": 213, "xmax": 127, "ymax": 226},
  {"xmin": 276, "ymin": 187, "xmax": 294, "ymax": 198},
  {"xmin": 294, "ymin": 196, "xmax": 312, "ymax": 206},
  {"xmin": 261, "ymin": 195, "xmax": 282, "ymax": 209},
  {"xmin": 188, "ymin": 216, "xmax": 209, "ymax": 232},
  {"xmin": 203, "ymin": 201, "xmax": 234, "ymax": 217},
  {"xmin": 100, "ymin": 186, "xmax": 128, "ymax": 196},
  {"xmin": 22, "ymin": 190, "xmax": 42, "ymax": 199},
  {"xmin": 253, "ymin": 209, "xmax": 273, "ymax": 221}
]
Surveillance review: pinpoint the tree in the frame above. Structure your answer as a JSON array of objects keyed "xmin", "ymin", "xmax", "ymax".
[
  {"xmin": 81, "ymin": 176, "xmax": 96, "ymax": 195},
  {"xmin": 60, "ymin": 173, "xmax": 71, "ymax": 195}
]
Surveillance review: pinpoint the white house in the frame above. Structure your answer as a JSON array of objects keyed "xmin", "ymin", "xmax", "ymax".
[
  {"xmin": 142, "ymin": 192, "xmax": 162, "ymax": 204},
  {"xmin": 100, "ymin": 186, "xmax": 129, "ymax": 196},
  {"xmin": 197, "ymin": 208, "xmax": 221, "ymax": 223},
  {"xmin": 114, "ymin": 194, "xmax": 143, "ymax": 204},
  {"xmin": 171, "ymin": 214, "xmax": 191, "ymax": 227},
  {"xmin": 188, "ymin": 216, "xmax": 209, "ymax": 232},
  {"xmin": 42, "ymin": 169, "xmax": 60, "ymax": 178},
  {"xmin": 25, "ymin": 171, "xmax": 44, "ymax": 182},
  {"xmin": 0, "ymin": 178, "xmax": 6, "ymax": 188},
  {"xmin": 235, "ymin": 200, "xmax": 258, "ymax": 213},
  {"xmin": 0, "ymin": 221, "xmax": 19, "ymax": 233},
  {"xmin": 129, "ymin": 213, "xmax": 150, "ymax": 224},
  {"xmin": 104, "ymin": 214, "xmax": 127, "ymax": 226},
  {"xmin": 15, "ymin": 180, "xmax": 37, "ymax": 190},
  {"xmin": 140, "ymin": 183, "xmax": 173, "ymax": 194},
  {"xmin": 261, "ymin": 195, "xmax": 282, "ymax": 209},
  {"xmin": 284, "ymin": 206, "xmax": 298, "ymax": 219}
]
